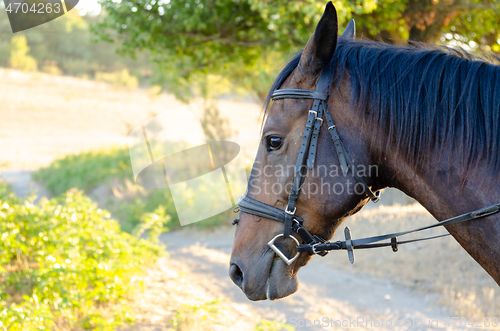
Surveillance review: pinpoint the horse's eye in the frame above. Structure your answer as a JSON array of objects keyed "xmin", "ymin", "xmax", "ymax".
[{"xmin": 267, "ymin": 136, "xmax": 283, "ymax": 151}]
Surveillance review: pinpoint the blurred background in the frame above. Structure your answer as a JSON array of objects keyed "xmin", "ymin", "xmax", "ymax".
[{"xmin": 0, "ymin": 0, "xmax": 499, "ymax": 330}]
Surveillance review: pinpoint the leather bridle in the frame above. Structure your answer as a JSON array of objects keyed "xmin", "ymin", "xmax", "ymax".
[{"xmin": 235, "ymin": 64, "xmax": 500, "ymax": 265}]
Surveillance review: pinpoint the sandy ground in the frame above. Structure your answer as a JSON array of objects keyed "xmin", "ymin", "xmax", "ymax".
[{"xmin": 1, "ymin": 69, "xmax": 498, "ymax": 330}]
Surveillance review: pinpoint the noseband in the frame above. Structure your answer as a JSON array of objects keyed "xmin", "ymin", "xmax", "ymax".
[{"xmin": 236, "ymin": 66, "xmax": 500, "ymax": 265}]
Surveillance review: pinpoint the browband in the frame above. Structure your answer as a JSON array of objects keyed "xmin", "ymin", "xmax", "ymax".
[{"xmin": 271, "ymin": 89, "xmax": 328, "ymax": 101}]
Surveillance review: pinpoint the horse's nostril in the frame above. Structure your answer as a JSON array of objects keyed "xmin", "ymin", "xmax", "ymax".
[{"xmin": 229, "ymin": 263, "xmax": 244, "ymax": 288}]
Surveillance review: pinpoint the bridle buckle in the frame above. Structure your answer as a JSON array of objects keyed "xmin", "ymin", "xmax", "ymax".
[
  {"xmin": 285, "ymin": 206, "xmax": 296, "ymax": 215},
  {"xmin": 311, "ymin": 242, "xmax": 321, "ymax": 255}
]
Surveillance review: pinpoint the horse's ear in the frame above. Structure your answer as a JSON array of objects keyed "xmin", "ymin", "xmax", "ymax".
[
  {"xmin": 340, "ymin": 19, "xmax": 356, "ymax": 40},
  {"xmin": 298, "ymin": 1, "xmax": 338, "ymax": 76}
]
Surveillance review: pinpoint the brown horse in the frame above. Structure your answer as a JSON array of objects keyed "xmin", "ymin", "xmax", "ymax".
[{"xmin": 229, "ymin": 2, "xmax": 500, "ymax": 301}]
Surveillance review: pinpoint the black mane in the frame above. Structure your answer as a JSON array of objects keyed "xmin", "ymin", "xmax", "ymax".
[{"xmin": 265, "ymin": 40, "xmax": 500, "ymax": 178}]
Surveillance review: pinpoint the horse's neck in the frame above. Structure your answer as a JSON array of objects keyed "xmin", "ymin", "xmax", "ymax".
[
  {"xmin": 328, "ymin": 78, "xmax": 500, "ymax": 283},
  {"xmin": 380, "ymin": 148, "xmax": 500, "ymax": 285}
]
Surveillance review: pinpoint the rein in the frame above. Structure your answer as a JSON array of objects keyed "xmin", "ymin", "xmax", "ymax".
[{"xmin": 236, "ymin": 66, "xmax": 500, "ymax": 265}]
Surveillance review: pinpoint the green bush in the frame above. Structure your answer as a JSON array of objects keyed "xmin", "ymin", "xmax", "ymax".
[
  {"xmin": 0, "ymin": 181, "xmax": 163, "ymax": 330},
  {"xmin": 33, "ymin": 147, "xmax": 132, "ymax": 196}
]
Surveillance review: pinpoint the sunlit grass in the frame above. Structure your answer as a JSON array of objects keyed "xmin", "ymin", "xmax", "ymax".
[
  {"xmin": 33, "ymin": 147, "xmax": 132, "ymax": 195},
  {"xmin": 168, "ymin": 299, "xmax": 231, "ymax": 331},
  {"xmin": 255, "ymin": 319, "xmax": 295, "ymax": 331}
]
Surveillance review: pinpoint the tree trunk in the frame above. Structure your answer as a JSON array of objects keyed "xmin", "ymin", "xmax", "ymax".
[{"xmin": 409, "ymin": 24, "xmax": 443, "ymax": 43}]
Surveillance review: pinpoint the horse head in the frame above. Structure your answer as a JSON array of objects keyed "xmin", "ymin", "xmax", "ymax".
[
  {"xmin": 229, "ymin": 0, "xmax": 500, "ymax": 300},
  {"xmin": 229, "ymin": 2, "xmax": 381, "ymax": 300}
]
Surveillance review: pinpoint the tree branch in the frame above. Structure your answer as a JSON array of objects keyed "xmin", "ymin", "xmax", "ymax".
[{"xmin": 408, "ymin": 1, "xmax": 498, "ymax": 14}]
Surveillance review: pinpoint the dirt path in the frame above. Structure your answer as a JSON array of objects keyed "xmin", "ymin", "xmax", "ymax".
[{"xmin": 118, "ymin": 227, "xmax": 479, "ymax": 331}]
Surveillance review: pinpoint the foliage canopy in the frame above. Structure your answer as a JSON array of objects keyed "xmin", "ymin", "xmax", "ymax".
[
  {"xmin": 94, "ymin": 0, "xmax": 500, "ymax": 101},
  {"xmin": 0, "ymin": 9, "xmax": 152, "ymax": 83}
]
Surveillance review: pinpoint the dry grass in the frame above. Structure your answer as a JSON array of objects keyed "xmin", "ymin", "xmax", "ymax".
[
  {"xmin": 118, "ymin": 257, "xmax": 263, "ymax": 331},
  {"xmin": 327, "ymin": 192, "xmax": 499, "ymax": 317},
  {"xmin": 0, "ymin": 69, "xmax": 261, "ymax": 171}
]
